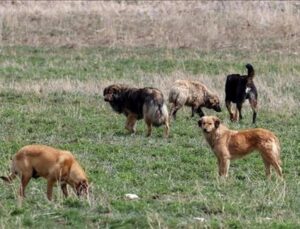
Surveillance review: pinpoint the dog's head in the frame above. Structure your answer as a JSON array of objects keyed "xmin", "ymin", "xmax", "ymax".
[
  {"xmin": 103, "ymin": 84, "xmax": 125, "ymax": 102},
  {"xmin": 75, "ymin": 179, "xmax": 89, "ymax": 197},
  {"xmin": 206, "ymin": 95, "xmax": 221, "ymax": 112},
  {"xmin": 198, "ymin": 116, "xmax": 220, "ymax": 133}
]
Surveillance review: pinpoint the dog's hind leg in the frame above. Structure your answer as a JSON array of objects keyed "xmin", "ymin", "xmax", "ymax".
[
  {"xmin": 237, "ymin": 103, "xmax": 243, "ymax": 120},
  {"xmin": 249, "ymin": 97, "xmax": 258, "ymax": 124},
  {"xmin": 262, "ymin": 158, "xmax": 271, "ymax": 178},
  {"xmin": 47, "ymin": 179, "xmax": 55, "ymax": 201},
  {"xmin": 170, "ymin": 104, "xmax": 182, "ymax": 120},
  {"xmin": 269, "ymin": 155, "xmax": 282, "ymax": 178},
  {"xmin": 261, "ymin": 148, "xmax": 282, "ymax": 178},
  {"xmin": 272, "ymin": 162, "xmax": 283, "ymax": 177}
]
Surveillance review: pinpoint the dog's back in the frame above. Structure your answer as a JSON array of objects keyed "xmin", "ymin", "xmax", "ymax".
[
  {"xmin": 225, "ymin": 64, "xmax": 256, "ymax": 103},
  {"xmin": 169, "ymin": 80, "xmax": 207, "ymax": 105},
  {"xmin": 225, "ymin": 74, "xmax": 248, "ymax": 104},
  {"xmin": 13, "ymin": 145, "xmax": 74, "ymax": 179}
]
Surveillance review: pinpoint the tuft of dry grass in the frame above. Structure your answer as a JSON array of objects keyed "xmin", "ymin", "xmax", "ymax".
[
  {"xmin": 0, "ymin": 70, "xmax": 297, "ymax": 112},
  {"xmin": 0, "ymin": 1, "xmax": 299, "ymax": 52}
]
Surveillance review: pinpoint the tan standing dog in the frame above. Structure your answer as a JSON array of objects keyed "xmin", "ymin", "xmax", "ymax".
[
  {"xmin": 1, "ymin": 144, "xmax": 89, "ymax": 201},
  {"xmin": 169, "ymin": 80, "xmax": 221, "ymax": 119},
  {"xmin": 198, "ymin": 116, "xmax": 282, "ymax": 178}
]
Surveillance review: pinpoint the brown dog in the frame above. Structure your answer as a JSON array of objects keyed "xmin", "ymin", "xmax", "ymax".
[
  {"xmin": 169, "ymin": 80, "xmax": 221, "ymax": 119},
  {"xmin": 103, "ymin": 84, "xmax": 169, "ymax": 137},
  {"xmin": 1, "ymin": 144, "xmax": 88, "ymax": 201},
  {"xmin": 198, "ymin": 116, "xmax": 282, "ymax": 178}
]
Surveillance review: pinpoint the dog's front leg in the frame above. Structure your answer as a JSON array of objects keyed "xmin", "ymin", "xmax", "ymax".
[
  {"xmin": 145, "ymin": 120, "xmax": 152, "ymax": 137},
  {"xmin": 225, "ymin": 101, "xmax": 234, "ymax": 121},
  {"xmin": 47, "ymin": 179, "xmax": 55, "ymax": 201},
  {"xmin": 61, "ymin": 183, "xmax": 68, "ymax": 197},
  {"xmin": 125, "ymin": 114, "xmax": 137, "ymax": 134},
  {"xmin": 20, "ymin": 175, "xmax": 31, "ymax": 198},
  {"xmin": 191, "ymin": 106, "xmax": 196, "ymax": 117},
  {"xmin": 164, "ymin": 119, "xmax": 170, "ymax": 138},
  {"xmin": 196, "ymin": 107, "xmax": 205, "ymax": 117},
  {"xmin": 218, "ymin": 157, "xmax": 230, "ymax": 177}
]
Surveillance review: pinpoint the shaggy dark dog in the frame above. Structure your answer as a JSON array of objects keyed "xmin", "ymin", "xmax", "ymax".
[
  {"xmin": 225, "ymin": 64, "xmax": 258, "ymax": 124},
  {"xmin": 103, "ymin": 84, "xmax": 169, "ymax": 137}
]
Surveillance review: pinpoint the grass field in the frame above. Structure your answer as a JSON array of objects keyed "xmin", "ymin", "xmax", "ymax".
[{"xmin": 0, "ymin": 46, "xmax": 299, "ymax": 228}]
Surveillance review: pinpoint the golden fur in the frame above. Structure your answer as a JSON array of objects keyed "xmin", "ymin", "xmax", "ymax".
[
  {"xmin": 1, "ymin": 145, "xmax": 88, "ymax": 201},
  {"xmin": 169, "ymin": 80, "xmax": 221, "ymax": 119},
  {"xmin": 198, "ymin": 116, "xmax": 282, "ymax": 178}
]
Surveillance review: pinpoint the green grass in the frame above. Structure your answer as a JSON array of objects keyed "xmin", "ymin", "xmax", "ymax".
[{"xmin": 0, "ymin": 47, "xmax": 299, "ymax": 228}]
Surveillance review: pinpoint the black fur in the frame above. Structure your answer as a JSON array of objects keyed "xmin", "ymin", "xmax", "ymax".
[
  {"xmin": 103, "ymin": 85, "xmax": 164, "ymax": 120},
  {"xmin": 225, "ymin": 64, "xmax": 258, "ymax": 124},
  {"xmin": 103, "ymin": 84, "xmax": 169, "ymax": 138}
]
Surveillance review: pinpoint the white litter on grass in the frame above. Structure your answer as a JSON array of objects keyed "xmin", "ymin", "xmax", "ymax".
[
  {"xmin": 264, "ymin": 217, "xmax": 272, "ymax": 220},
  {"xmin": 194, "ymin": 217, "xmax": 205, "ymax": 222},
  {"xmin": 124, "ymin": 193, "xmax": 140, "ymax": 200}
]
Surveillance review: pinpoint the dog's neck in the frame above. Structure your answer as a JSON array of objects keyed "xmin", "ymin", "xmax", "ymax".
[
  {"xmin": 203, "ymin": 91, "xmax": 211, "ymax": 104},
  {"xmin": 68, "ymin": 161, "xmax": 87, "ymax": 186},
  {"xmin": 203, "ymin": 124, "xmax": 229, "ymax": 148}
]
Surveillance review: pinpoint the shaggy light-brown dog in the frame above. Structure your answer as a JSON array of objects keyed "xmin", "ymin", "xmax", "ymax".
[
  {"xmin": 169, "ymin": 80, "xmax": 221, "ymax": 119},
  {"xmin": 1, "ymin": 145, "xmax": 89, "ymax": 201},
  {"xmin": 198, "ymin": 116, "xmax": 282, "ymax": 178}
]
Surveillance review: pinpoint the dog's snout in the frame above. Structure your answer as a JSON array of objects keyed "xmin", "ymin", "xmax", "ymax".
[
  {"xmin": 104, "ymin": 94, "xmax": 112, "ymax": 102},
  {"xmin": 215, "ymin": 106, "xmax": 222, "ymax": 112}
]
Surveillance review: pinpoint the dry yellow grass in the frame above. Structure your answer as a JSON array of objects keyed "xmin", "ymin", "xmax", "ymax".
[
  {"xmin": 0, "ymin": 1, "xmax": 299, "ymax": 52},
  {"xmin": 0, "ymin": 70, "xmax": 297, "ymax": 112}
]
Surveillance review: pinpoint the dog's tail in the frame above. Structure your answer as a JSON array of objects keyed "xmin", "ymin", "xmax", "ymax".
[
  {"xmin": 144, "ymin": 99, "xmax": 169, "ymax": 127},
  {"xmin": 273, "ymin": 136, "xmax": 282, "ymax": 165},
  {"xmin": 0, "ymin": 174, "xmax": 16, "ymax": 183},
  {"xmin": 245, "ymin": 64, "xmax": 255, "ymax": 79},
  {"xmin": 271, "ymin": 135, "xmax": 283, "ymax": 177},
  {"xmin": 1, "ymin": 158, "xmax": 18, "ymax": 183}
]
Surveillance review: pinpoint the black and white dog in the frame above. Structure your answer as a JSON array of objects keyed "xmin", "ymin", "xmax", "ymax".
[{"xmin": 225, "ymin": 64, "xmax": 258, "ymax": 124}]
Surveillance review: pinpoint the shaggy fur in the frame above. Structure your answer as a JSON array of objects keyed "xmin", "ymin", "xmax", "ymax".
[
  {"xmin": 225, "ymin": 64, "xmax": 258, "ymax": 123},
  {"xmin": 198, "ymin": 116, "xmax": 282, "ymax": 178},
  {"xmin": 1, "ymin": 145, "xmax": 89, "ymax": 201},
  {"xmin": 168, "ymin": 80, "xmax": 221, "ymax": 119},
  {"xmin": 103, "ymin": 84, "xmax": 169, "ymax": 137}
]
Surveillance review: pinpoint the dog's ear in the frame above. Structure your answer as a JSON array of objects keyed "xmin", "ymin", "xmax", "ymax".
[
  {"xmin": 76, "ymin": 180, "xmax": 89, "ymax": 196},
  {"xmin": 198, "ymin": 118, "xmax": 203, "ymax": 127},
  {"xmin": 214, "ymin": 117, "xmax": 220, "ymax": 128}
]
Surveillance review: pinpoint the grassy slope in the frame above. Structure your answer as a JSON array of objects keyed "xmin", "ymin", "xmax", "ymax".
[{"xmin": 0, "ymin": 47, "xmax": 299, "ymax": 228}]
